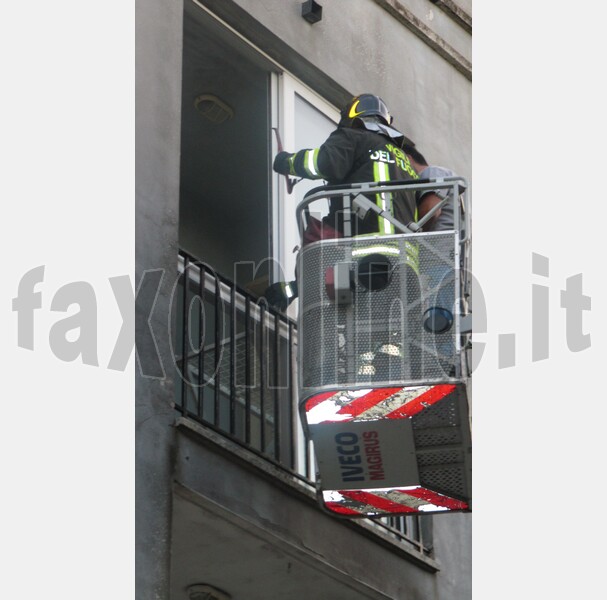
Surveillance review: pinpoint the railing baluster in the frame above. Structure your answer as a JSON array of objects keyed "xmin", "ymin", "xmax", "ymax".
[
  {"xmin": 288, "ymin": 321, "xmax": 296, "ymax": 471},
  {"xmin": 273, "ymin": 312, "xmax": 280, "ymax": 461},
  {"xmin": 198, "ymin": 264, "xmax": 205, "ymax": 420},
  {"xmin": 180, "ymin": 254, "xmax": 190, "ymax": 416},
  {"xmin": 259, "ymin": 302, "xmax": 266, "ymax": 452},
  {"xmin": 245, "ymin": 296, "xmax": 251, "ymax": 445},
  {"xmin": 305, "ymin": 432, "xmax": 312, "ymax": 482},
  {"xmin": 230, "ymin": 284, "xmax": 236, "ymax": 436},
  {"xmin": 214, "ymin": 272, "xmax": 221, "ymax": 427}
]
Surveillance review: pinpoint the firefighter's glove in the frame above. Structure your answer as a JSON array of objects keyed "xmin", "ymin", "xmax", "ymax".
[
  {"xmin": 273, "ymin": 151, "xmax": 293, "ymax": 175},
  {"xmin": 262, "ymin": 280, "xmax": 298, "ymax": 312}
]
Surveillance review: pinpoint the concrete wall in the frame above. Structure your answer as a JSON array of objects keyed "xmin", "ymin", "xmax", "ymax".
[
  {"xmin": 135, "ymin": 0, "xmax": 184, "ymax": 597},
  {"xmin": 196, "ymin": 0, "xmax": 471, "ymax": 179},
  {"xmin": 173, "ymin": 421, "xmax": 445, "ymax": 600}
]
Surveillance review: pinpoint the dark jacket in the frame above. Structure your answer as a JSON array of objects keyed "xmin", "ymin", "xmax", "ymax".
[{"xmin": 288, "ymin": 126, "xmax": 418, "ymax": 235}]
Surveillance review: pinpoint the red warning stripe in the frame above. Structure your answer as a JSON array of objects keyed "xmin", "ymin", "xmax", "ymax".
[
  {"xmin": 324, "ymin": 486, "xmax": 469, "ymax": 516},
  {"xmin": 385, "ymin": 384, "xmax": 456, "ymax": 419},
  {"xmin": 399, "ymin": 487, "xmax": 469, "ymax": 511},
  {"xmin": 340, "ymin": 490, "xmax": 418, "ymax": 514},
  {"xmin": 323, "ymin": 502, "xmax": 361, "ymax": 516},
  {"xmin": 306, "ymin": 385, "xmax": 456, "ymax": 424},
  {"xmin": 332, "ymin": 387, "xmax": 404, "ymax": 420}
]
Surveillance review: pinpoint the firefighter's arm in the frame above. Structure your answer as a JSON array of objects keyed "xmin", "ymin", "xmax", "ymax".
[
  {"xmin": 262, "ymin": 280, "xmax": 298, "ymax": 312},
  {"xmin": 418, "ymin": 192, "xmax": 442, "ymax": 231},
  {"xmin": 273, "ymin": 128, "xmax": 357, "ymax": 181},
  {"xmin": 273, "ymin": 149, "xmax": 324, "ymax": 180}
]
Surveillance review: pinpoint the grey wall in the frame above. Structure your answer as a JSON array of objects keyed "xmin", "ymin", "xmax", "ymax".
[
  {"xmin": 135, "ymin": 0, "xmax": 184, "ymax": 597},
  {"xmin": 172, "ymin": 422, "xmax": 445, "ymax": 600},
  {"xmin": 196, "ymin": 0, "xmax": 472, "ymax": 180},
  {"xmin": 433, "ymin": 514, "xmax": 473, "ymax": 599}
]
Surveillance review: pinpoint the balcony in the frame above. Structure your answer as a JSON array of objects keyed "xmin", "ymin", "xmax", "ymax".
[{"xmin": 173, "ymin": 250, "xmax": 436, "ymax": 562}]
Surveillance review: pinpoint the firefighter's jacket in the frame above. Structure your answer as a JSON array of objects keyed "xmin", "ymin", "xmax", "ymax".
[{"xmin": 287, "ymin": 126, "xmax": 418, "ymax": 236}]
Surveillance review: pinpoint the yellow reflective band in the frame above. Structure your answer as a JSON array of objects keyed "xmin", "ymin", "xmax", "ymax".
[
  {"xmin": 304, "ymin": 151, "xmax": 313, "ymax": 176},
  {"xmin": 288, "ymin": 155, "xmax": 297, "ymax": 176},
  {"xmin": 306, "ymin": 150, "xmax": 317, "ymax": 177},
  {"xmin": 351, "ymin": 241, "xmax": 419, "ymax": 274},
  {"xmin": 303, "ymin": 149, "xmax": 322, "ymax": 178},
  {"xmin": 348, "ymin": 100, "xmax": 364, "ymax": 118},
  {"xmin": 373, "ymin": 161, "xmax": 395, "ymax": 235},
  {"xmin": 352, "ymin": 245, "xmax": 401, "ymax": 257}
]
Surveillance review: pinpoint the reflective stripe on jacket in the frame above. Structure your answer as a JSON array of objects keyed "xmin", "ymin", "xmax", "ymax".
[{"xmin": 289, "ymin": 127, "xmax": 418, "ymax": 235}]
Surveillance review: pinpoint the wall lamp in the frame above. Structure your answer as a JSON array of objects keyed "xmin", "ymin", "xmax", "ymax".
[
  {"xmin": 187, "ymin": 583, "xmax": 231, "ymax": 600},
  {"xmin": 194, "ymin": 94, "xmax": 234, "ymax": 124},
  {"xmin": 302, "ymin": 0, "xmax": 322, "ymax": 24}
]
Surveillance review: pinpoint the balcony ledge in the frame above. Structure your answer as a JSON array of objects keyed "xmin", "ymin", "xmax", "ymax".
[{"xmin": 175, "ymin": 416, "xmax": 440, "ymax": 572}]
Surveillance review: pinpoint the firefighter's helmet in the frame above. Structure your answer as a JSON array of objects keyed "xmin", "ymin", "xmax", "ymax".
[{"xmin": 339, "ymin": 94, "xmax": 393, "ymax": 127}]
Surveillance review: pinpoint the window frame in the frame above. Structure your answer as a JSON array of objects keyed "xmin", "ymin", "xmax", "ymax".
[{"xmin": 271, "ymin": 73, "xmax": 340, "ymax": 287}]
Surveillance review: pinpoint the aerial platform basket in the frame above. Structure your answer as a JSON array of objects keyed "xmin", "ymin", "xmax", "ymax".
[{"xmin": 295, "ymin": 178, "xmax": 472, "ymax": 517}]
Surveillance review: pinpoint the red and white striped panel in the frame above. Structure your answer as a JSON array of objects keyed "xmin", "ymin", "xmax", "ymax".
[
  {"xmin": 323, "ymin": 486, "xmax": 469, "ymax": 515},
  {"xmin": 305, "ymin": 384, "xmax": 469, "ymax": 516},
  {"xmin": 304, "ymin": 384, "xmax": 456, "ymax": 425}
]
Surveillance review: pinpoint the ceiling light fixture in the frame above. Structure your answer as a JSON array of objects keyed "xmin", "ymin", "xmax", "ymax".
[
  {"xmin": 186, "ymin": 583, "xmax": 231, "ymax": 600},
  {"xmin": 194, "ymin": 94, "xmax": 234, "ymax": 124}
]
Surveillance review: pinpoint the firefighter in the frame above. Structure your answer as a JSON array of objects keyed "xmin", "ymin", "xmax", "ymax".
[
  {"xmin": 266, "ymin": 94, "xmax": 418, "ymax": 310},
  {"xmin": 274, "ymin": 93, "xmax": 417, "ymax": 236}
]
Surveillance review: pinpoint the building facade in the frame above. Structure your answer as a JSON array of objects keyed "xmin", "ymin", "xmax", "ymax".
[{"xmin": 136, "ymin": 1, "xmax": 472, "ymax": 598}]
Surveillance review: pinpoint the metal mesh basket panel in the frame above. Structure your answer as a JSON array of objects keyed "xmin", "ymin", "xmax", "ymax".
[
  {"xmin": 412, "ymin": 390, "xmax": 471, "ymax": 500},
  {"xmin": 298, "ymin": 232, "xmax": 457, "ymax": 394},
  {"xmin": 418, "ymin": 464, "xmax": 468, "ymax": 499}
]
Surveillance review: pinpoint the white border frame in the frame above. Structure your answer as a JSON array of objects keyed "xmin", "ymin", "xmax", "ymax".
[{"xmin": 272, "ymin": 74, "xmax": 340, "ymax": 284}]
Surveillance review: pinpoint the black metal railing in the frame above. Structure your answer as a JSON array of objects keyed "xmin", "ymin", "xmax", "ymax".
[
  {"xmin": 174, "ymin": 251, "xmax": 306, "ymax": 477},
  {"xmin": 174, "ymin": 250, "xmax": 431, "ymax": 555}
]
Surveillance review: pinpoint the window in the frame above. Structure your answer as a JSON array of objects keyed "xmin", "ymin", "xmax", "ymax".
[
  {"xmin": 271, "ymin": 75, "xmax": 339, "ymax": 298},
  {"xmin": 180, "ymin": 2, "xmax": 339, "ymax": 301}
]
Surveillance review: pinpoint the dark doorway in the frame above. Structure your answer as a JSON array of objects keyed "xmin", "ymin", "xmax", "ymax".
[{"xmin": 180, "ymin": 1, "xmax": 274, "ymax": 291}]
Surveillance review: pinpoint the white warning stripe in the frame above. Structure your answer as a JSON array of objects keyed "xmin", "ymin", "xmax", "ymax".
[
  {"xmin": 354, "ymin": 386, "xmax": 432, "ymax": 421},
  {"xmin": 306, "ymin": 386, "xmax": 432, "ymax": 424}
]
